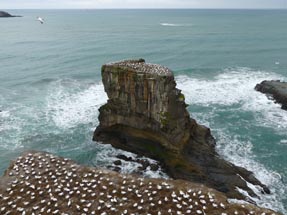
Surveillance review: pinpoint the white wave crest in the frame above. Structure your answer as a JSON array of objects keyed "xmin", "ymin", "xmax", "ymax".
[
  {"xmin": 46, "ymin": 80, "xmax": 107, "ymax": 129},
  {"xmin": 160, "ymin": 23, "xmax": 186, "ymax": 27}
]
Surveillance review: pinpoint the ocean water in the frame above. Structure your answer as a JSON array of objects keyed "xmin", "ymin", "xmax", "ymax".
[{"xmin": 0, "ymin": 9, "xmax": 286, "ymax": 213}]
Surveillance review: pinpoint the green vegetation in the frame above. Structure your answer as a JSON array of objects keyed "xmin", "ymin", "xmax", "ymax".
[
  {"xmin": 100, "ymin": 104, "xmax": 110, "ymax": 112},
  {"xmin": 178, "ymin": 93, "xmax": 185, "ymax": 102},
  {"xmin": 142, "ymin": 142, "xmax": 167, "ymax": 159},
  {"xmin": 159, "ymin": 111, "xmax": 172, "ymax": 127}
]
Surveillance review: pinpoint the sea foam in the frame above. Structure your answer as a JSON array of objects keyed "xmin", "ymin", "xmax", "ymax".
[{"xmin": 46, "ymin": 79, "xmax": 107, "ymax": 129}]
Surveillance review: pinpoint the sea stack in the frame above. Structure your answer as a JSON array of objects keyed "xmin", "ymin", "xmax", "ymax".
[
  {"xmin": 255, "ymin": 80, "xmax": 287, "ymax": 110},
  {"xmin": 93, "ymin": 59, "xmax": 270, "ymax": 200}
]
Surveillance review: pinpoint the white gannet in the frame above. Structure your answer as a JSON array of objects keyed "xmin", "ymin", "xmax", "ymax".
[{"xmin": 37, "ymin": 17, "xmax": 44, "ymax": 24}]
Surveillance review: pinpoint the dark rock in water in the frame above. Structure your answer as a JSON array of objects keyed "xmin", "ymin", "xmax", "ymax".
[
  {"xmin": 0, "ymin": 11, "xmax": 21, "ymax": 18},
  {"xmin": 113, "ymin": 166, "xmax": 121, "ymax": 172},
  {"xmin": 113, "ymin": 160, "xmax": 122, "ymax": 166},
  {"xmin": 116, "ymin": 154, "xmax": 133, "ymax": 161},
  {"xmin": 136, "ymin": 159, "xmax": 150, "ymax": 171},
  {"xmin": 1, "ymin": 151, "xmax": 280, "ymax": 214},
  {"xmin": 136, "ymin": 158, "xmax": 150, "ymax": 169},
  {"xmin": 107, "ymin": 165, "xmax": 121, "ymax": 172},
  {"xmin": 150, "ymin": 163, "xmax": 159, "ymax": 171},
  {"xmin": 255, "ymin": 80, "xmax": 287, "ymax": 110},
  {"xmin": 94, "ymin": 59, "xmax": 271, "ymax": 200}
]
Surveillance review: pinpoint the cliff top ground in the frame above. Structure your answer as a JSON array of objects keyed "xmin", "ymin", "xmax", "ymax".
[{"xmin": 0, "ymin": 151, "xmax": 280, "ymax": 215}]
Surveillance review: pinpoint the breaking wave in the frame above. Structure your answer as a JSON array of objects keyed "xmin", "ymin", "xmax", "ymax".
[{"xmin": 45, "ymin": 79, "xmax": 107, "ymax": 129}]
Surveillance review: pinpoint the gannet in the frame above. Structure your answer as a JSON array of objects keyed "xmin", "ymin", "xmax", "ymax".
[{"xmin": 37, "ymin": 17, "xmax": 44, "ymax": 24}]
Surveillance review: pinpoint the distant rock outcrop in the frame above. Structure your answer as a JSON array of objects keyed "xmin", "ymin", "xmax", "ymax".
[
  {"xmin": 0, "ymin": 151, "xmax": 281, "ymax": 215},
  {"xmin": 0, "ymin": 11, "xmax": 21, "ymax": 18},
  {"xmin": 256, "ymin": 80, "xmax": 287, "ymax": 110},
  {"xmin": 94, "ymin": 59, "xmax": 270, "ymax": 200}
]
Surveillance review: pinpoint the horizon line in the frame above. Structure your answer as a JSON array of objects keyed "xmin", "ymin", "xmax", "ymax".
[{"xmin": 3, "ymin": 8, "xmax": 287, "ymax": 10}]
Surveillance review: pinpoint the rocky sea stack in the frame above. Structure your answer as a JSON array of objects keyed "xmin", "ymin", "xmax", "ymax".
[
  {"xmin": 94, "ymin": 59, "xmax": 270, "ymax": 201},
  {"xmin": 255, "ymin": 80, "xmax": 287, "ymax": 110}
]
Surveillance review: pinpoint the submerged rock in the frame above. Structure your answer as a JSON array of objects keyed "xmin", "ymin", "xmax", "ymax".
[
  {"xmin": 255, "ymin": 80, "xmax": 287, "ymax": 110},
  {"xmin": 94, "ymin": 59, "xmax": 271, "ymax": 200},
  {"xmin": 0, "ymin": 151, "xmax": 281, "ymax": 214},
  {"xmin": 0, "ymin": 11, "xmax": 21, "ymax": 18}
]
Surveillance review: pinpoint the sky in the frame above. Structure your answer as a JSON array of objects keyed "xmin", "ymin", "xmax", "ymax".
[{"xmin": 1, "ymin": 0, "xmax": 287, "ymax": 9}]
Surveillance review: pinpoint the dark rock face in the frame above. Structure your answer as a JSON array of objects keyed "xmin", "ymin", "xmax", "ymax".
[
  {"xmin": 255, "ymin": 80, "xmax": 287, "ymax": 110},
  {"xmin": 94, "ymin": 59, "xmax": 270, "ymax": 200},
  {"xmin": 0, "ymin": 11, "xmax": 21, "ymax": 18}
]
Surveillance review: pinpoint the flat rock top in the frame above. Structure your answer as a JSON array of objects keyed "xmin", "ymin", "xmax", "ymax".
[
  {"xmin": 258, "ymin": 80, "xmax": 287, "ymax": 95},
  {"xmin": 105, "ymin": 59, "xmax": 173, "ymax": 76},
  {"xmin": 0, "ymin": 151, "xmax": 280, "ymax": 215}
]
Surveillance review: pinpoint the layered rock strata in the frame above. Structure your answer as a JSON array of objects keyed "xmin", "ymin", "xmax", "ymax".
[
  {"xmin": 0, "ymin": 152, "xmax": 281, "ymax": 215},
  {"xmin": 255, "ymin": 80, "xmax": 287, "ymax": 110},
  {"xmin": 94, "ymin": 59, "xmax": 270, "ymax": 200}
]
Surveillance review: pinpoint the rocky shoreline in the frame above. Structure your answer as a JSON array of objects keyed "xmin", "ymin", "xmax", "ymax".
[
  {"xmin": 255, "ymin": 80, "xmax": 287, "ymax": 110},
  {"xmin": 93, "ymin": 59, "xmax": 271, "ymax": 201},
  {"xmin": 0, "ymin": 151, "xmax": 280, "ymax": 215}
]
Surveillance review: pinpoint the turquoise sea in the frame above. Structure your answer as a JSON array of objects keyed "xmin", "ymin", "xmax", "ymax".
[{"xmin": 0, "ymin": 9, "xmax": 286, "ymax": 213}]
